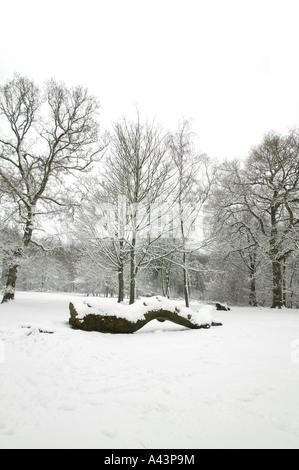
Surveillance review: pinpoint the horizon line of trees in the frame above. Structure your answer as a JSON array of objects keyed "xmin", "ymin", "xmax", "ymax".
[{"xmin": 0, "ymin": 74, "xmax": 298, "ymax": 308}]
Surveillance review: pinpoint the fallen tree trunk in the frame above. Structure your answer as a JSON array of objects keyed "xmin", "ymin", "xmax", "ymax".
[{"xmin": 69, "ymin": 296, "xmax": 222, "ymax": 334}]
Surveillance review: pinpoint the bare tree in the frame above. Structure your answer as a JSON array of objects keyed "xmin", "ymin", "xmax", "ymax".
[
  {"xmin": 245, "ymin": 130, "xmax": 299, "ymax": 308},
  {"xmin": 70, "ymin": 175, "xmax": 130, "ymax": 302},
  {"xmin": 168, "ymin": 120, "xmax": 215, "ymax": 307},
  {"xmin": 208, "ymin": 130, "xmax": 299, "ymax": 308},
  {"xmin": 104, "ymin": 113, "xmax": 173, "ymax": 304},
  {"xmin": 207, "ymin": 160, "xmax": 264, "ymax": 306},
  {"xmin": 0, "ymin": 74, "xmax": 103, "ymax": 302}
]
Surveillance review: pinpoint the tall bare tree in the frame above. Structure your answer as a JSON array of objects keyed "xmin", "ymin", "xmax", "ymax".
[
  {"xmin": 207, "ymin": 160, "xmax": 264, "ymax": 306},
  {"xmin": 70, "ymin": 175, "xmax": 130, "ymax": 302},
  {"xmin": 245, "ymin": 130, "xmax": 299, "ymax": 308},
  {"xmin": 168, "ymin": 120, "xmax": 215, "ymax": 307},
  {"xmin": 0, "ymin": 74, "xmax": 102, "ymax": 302},
  {"xmin": 105, "ymin": 113, "xmax": 173, "ymax": 304},
  {"xmin": 208, "ymin": 130, "xmax": 299, "ymax": 308}
]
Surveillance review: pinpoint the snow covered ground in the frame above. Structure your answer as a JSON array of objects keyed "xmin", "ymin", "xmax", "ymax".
[{"xmin": 0, "ymin": 291, "xmax": 299, "ymax": 449}]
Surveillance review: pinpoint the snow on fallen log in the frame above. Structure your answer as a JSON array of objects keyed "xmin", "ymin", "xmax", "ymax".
[{"xmin": 69, "ymin": 296, "xmax": 222, "ymax": 333}]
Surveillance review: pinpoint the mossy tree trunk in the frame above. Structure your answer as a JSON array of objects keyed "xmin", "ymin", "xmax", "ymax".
[{"xmin": 69, "ymin": 302, "xmax": 222, "ymax": 334}]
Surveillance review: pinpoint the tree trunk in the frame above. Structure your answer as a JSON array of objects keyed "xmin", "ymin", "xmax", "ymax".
[
  {"xmin": 1, "ymin": 210, "xmax": 34, "ymax": 304},
  {"xmin": 270, "ymin": 204, "xmax": 284, "ymax": 309},
  {"xmin": 129, "ymin": 236, "xmax": 136, "ymax": 305},
  {"xmin": 271, "ymin": 260, "xmax": 284, "ymax": 308},
  {"xmin": 248, "ymin": 266, "xmax": 257, "ymax": 307},
  {"xmin": 282, "ymin": 261, "xmax": 287, "ymax": 307},
  {"xmin": 247, "ymin": 251, "xmax": 258, "ymax": 306},
  {"xmin": 1, "ymin": 248, "xmax": 22, "ymax": 303},
  {"xmin": 180, "ymin": 209, "xmax": 190, "ymax": 308},
  {"xmin": 183, "ymin": 251, "xmax": 190, "ymax": 308},
  {"xmin": 117, "ymin": 266, "xmax": 124, "ymax": 303},
  {"xmin": 161, "ymin": 266, "xmax": 171, "ymax": 299},
  {"xmin": 289, "ymin": 269, "xmax": 295, "ymax": 309},
  {"xmin": 248, "ymin": 279, "xmax": 257, "ymax": 306}
]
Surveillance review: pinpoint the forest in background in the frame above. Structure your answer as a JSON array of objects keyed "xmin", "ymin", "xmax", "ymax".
[{"xmin": 0, "ymin": 75, "xmax": 298, "ymax": 308}]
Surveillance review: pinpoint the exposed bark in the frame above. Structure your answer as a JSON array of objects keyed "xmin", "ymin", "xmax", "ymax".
[
  {"xmin": 182, "ymin": 250, "xmax": 190, "ymax": 308},
  {"xmin": 271, "ymin": 259, "xmax": 283, "ymax": 309},
  {"xmin": 129, "ymin": 236, "xmax": 137, "ymax": 305},
  {"xmin": 117, "ymin": 239, "xmax": 125, "ymax": 303},
  {"xmin": 2, "ymin": 263, "xmax": 19, "ymax": 303},
  {"xmin": 215, "ymin": 303, "xmax": 230, "ymax": 311},
  {"xmin": 248, "ymin": 276, "xmax": 257, "ymax": 307},
  {"xmin": 1, "ymin": 248, "xmax": 22, "ymax": 303},
  {"xmin": 117, "ymin": 267, "xmax": 125, "ymax": 303},
  {"xmin": 69, "ymin": 302, "xmax": 222, "ymax": 334}
]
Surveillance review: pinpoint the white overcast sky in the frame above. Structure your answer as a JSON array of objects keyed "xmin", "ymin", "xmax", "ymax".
[{"xmin": 1, "ymin": 0, "xmax": 299, "ymax": 161}]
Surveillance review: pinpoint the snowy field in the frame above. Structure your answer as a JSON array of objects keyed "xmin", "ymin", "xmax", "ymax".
[{"xmin": 0, "ymin": 291, "xmax": 299, "ymax": 449}]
